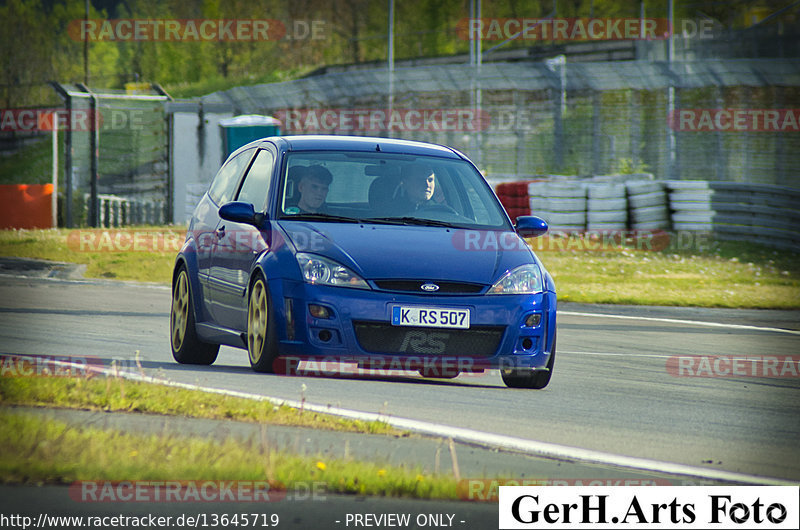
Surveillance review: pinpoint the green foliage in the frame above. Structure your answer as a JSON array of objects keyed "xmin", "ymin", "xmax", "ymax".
[
  {"xmin": 614, "ymin": 157, "xmax": 649, "ymax": 174},
  {"xmin": 0, "ymin": 411, "xmax": 454, "ymax": 499},
  {"xmin": 536, "ymin": 236, "xmax": 800, "ymax": 309},
  {"xmin": 0, "ymin": 138, "xmax": 53, "ymax": 185},
  {"xmin": 2, "ymin": 228, "xmax": 798, "ymax": 308},
  {"xmin": 0, "ymin": 376, "xmax": 398, "ymax": 435},
  {"xmin": 3, "ymin": 0, "xmax": 770, "ymax": 108}
]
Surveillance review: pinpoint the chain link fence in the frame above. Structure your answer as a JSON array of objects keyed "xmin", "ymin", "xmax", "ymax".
[
  {"xmin": 51, "ymin": 83, "xmax": 171, "ymax": 227},
  {"xmin": 202, "ymin": 58, "xmax": 800, "ymax": 188}
]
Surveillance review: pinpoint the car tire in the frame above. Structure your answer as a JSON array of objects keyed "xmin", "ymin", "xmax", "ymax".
[
  {"xmin": 171, "ymin": 265, "xmax": 219, "ymax": 365},
  {"xmin": 247, "ymin": 274, "xmax": 279, "ymax": 373},
  {"xmin": 501, "ymin": 330, "xmax": 556, "ymax": 389}
]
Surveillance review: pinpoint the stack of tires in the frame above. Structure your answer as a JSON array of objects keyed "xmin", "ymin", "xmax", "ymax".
[
  {"xmin": 665, "ymin": 181, "xmax": 715, "ymax": 231},
  {"xmin": 495, "ymin": 181, "xmax": 532, "ymax": 220},
  {"xmin": 586, "ymin": 183, "xmax": 627, "ymax": 231},
  {"xmin": 626, "ymin": 181, "xmax": 671, "ymax": 230},
  {"xmin": 529, "ymin": 181, "xmax": 587, "ymax": 232}
]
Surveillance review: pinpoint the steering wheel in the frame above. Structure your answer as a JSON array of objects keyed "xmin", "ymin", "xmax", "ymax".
[{"xmin": 419, "ymin": 201, "xmax": 458, "ymax": 215}]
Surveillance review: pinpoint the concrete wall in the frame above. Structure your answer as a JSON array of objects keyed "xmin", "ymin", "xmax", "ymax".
[{"xmin": 168, "ymin": 101, "xmax": 233, "ymax": 224}]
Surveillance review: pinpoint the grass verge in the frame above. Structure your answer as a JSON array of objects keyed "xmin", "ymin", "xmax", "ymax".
[
  {"xmin": 0, "ymin": 375, "xmax": 398, "ymax": 435},
  {"xmin": 0, "ymin": 227, "xmax": 180, "ymax": 283},
  {"xmin": 0, "ymin": 227, "xmax": 798, "ymax": 308},
  {"xmin": 0, "ymin": 411, "xmax": 456, "ymax": 499},
  {"xmin": 537, "ymin": 237, "xmax": 800, "ymax": 308}
]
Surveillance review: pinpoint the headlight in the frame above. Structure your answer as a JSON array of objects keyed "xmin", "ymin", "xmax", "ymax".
[
  {"xmin": 488, "ymin": 264, "xmax": 543, "ymax": 295},
  {"xmin": 296, "ymin": 253, "xmax": 369, "ymax": 289}
]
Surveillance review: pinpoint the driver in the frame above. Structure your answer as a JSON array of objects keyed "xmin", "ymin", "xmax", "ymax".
[
  {"xmin": 398, "ymin": 163, "xmax": 436, "ymax": 211},
  {"xmin": 296, "ymin": 165, "xmax": 333, "ymax": 213}
]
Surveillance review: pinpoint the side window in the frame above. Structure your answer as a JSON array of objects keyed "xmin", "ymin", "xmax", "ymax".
[
  {"xmin": 207, "ymin": 149, "xmax": 253, "ymax": 206},
  {"xmin": 236, "ymin": 149, "xmax": 275, "ymax": 211}
]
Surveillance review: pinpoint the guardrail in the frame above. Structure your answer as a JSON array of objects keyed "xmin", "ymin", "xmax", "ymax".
[
  {"xmin": 495, "ymin": 177, "xmax": 799, "ymax": 252},
  {"xmin": 666, "ymin": 181, "xmax": 800, "ymax": 252},
  {"xmin": 81, "ymin": 194, "xmax": 166, "ymax": 228}
]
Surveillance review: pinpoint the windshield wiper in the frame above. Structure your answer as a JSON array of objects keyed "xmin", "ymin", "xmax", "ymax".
[
  {"xmin": 365, "ymin": 216, "xmax": 457, "ymax": 228},
  {"xmin": 282, "ymin": 213, "xmax": 364, "ymax": 223}
]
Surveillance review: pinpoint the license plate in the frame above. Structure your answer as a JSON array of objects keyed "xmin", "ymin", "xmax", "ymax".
[{"xmin": 391, "ymin": 306, "xmax": 470, "ymax": 329}]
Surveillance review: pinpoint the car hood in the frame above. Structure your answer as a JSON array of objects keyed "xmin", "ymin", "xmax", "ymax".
[{"xmin": 277, "ymin": 221, "xmax": 535, "ymax": 285}]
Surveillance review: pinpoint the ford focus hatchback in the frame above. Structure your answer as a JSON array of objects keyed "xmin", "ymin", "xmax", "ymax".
[{"xmin": 171, "ymin": 135, "xmax": 557, "ymax": 388}]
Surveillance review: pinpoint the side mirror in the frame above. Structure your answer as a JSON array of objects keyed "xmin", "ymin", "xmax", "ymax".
[
  {"xmin": 219, "ymin": 201, "xmax": 267, "ymax": 227},
  {"xmin": 515, "ymin": 216, "xmax": 548, "ymax": 238}
]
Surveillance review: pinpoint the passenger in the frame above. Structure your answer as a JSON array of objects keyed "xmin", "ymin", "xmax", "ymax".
[{"xmin": 397, "ymin": 163, "xmax": 436, "ymax": 211}]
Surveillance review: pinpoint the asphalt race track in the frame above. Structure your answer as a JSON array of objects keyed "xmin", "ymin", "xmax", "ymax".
[
  {"xmin": 1, "ymin": 273, "xmax": 799, "ymax": 527},
  {"xmin": 1, "ymin": 273, "xmax": 798, "ymax": 478}
]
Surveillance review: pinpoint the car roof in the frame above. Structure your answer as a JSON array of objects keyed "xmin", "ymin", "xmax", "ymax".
[{"xmin": 231, "ymin": 135, "xmax": 463, "ymax": 160}]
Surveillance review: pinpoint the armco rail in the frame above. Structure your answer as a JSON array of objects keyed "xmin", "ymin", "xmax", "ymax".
[
  {"xmin": 82, "ymin": 194, "xmax": 166, "ymax": 228},
  {"xmin": 502, "ymin": 178, "xmax": 799, "ymax": 252},
  {"xmin": 666, "ymin": 181, "xmax": 800, "ymax": 252}
]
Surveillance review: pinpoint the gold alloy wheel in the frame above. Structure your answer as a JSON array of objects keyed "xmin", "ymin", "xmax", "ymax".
[
  {"xmin": 170, "ymin": 270, "xmax": 189, "ymax": 351},
  {"xmin": 248, "ymin": 279, "xmax": 268, "ymax": 365}
]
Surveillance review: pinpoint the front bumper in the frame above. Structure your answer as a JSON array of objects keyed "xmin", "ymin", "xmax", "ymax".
[{"xmin": 269, "ymin": 279, "xmax": 556, "ymax": 372}]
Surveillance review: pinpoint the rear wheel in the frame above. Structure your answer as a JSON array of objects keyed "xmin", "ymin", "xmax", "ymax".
[
  {"xmin": 170, "ymin": 266, "xmax": 219, "ymax": 365},
  {"xmin": 501, "ymin": 330, "xmax": 556, "ymax": 389},
  {"xmin": 247, "ymin": 275, "xmax": 279, "ymax": 373}
]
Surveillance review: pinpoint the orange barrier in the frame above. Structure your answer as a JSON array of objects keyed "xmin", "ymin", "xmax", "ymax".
[{"xmin": 0, "ymin": 184, "xmax": 54, "ymax": 229}]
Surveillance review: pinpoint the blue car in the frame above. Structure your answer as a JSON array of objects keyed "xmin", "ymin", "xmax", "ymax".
[{"xmin": 170, "ymin": 135, "xmax": 557, "ymax": 389}]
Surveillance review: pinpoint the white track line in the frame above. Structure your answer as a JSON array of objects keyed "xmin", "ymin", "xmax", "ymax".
[
  {"xmin": 561, "ymin": 311, "xmax": 800, "ymax": 335},
  {"xmin": 12, "ymin": 354, "xmax": 795, "ymax": 487},
  {"xmin": 561, "ymin": 351, "xmax": 675, "ymax": 359}
]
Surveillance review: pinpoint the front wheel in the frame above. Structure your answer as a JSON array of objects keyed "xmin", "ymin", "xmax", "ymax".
[
  {"xmin": 247, "ymin": 275, "xmax": 279, "ymax": 373},
  {"xmin": 501, "ymin": 330, "xmax": 556, "ymax": 389},
  {"xmin": 170, "ymin": 265, "xmax": 219, "ymax": 365}
]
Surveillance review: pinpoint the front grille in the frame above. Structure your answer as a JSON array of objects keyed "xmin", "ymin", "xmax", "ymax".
[
  {"xmin": 372, "ymin": 280, "xmax": 485, "ymax": 294},
  {"xmin": 353, "ymin": 321, "xmax": 504, "ymax": 356}
]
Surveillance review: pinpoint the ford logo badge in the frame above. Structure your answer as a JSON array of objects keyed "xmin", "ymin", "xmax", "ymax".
[{"xmin": 420, "ymin": 283, "xmax": 440, "ymax": 292}]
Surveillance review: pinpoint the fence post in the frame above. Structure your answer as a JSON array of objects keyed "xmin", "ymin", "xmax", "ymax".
[
  {"xmin": 50, "ymin": 82, "xmax": 74, "ymax": 227},
  {"xmin": 513, "ymin": 90, "xmax": 524, "ymax": 177},
  {"xmin": 552, "ymin": 88, "xmax": 564, "ymax": 171},
  {"xmin": 592, "ymin": 90, "xmax": 601, "ymax": 175},
  {"xmin": 66, "ymin": 98, "xmax": 73, "ymax": 227},
  {"xmin": 775, "ymin": 86, "xmax": 786, "ymax": 186},
  {"xmin": 78, "ymin": 84, "xmax": 100, "ymax": 227},
  {"xmin": 745, "ymin": 86, "xmax": 754, "ymax": 183},
  {"xmin": 630, "ymin": 90, "xmax": 641, "ymax": 170},
  {"xmin": 713, "ymin": 85, "xmax": 726, "ymax": 181}
]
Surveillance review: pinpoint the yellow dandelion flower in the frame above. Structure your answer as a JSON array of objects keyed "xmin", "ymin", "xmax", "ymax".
[
  {"xmin": 316, "ymin": 461, "xmax": 327, "ymax": 471},
  {"xmin": 415, "ymin": 474, "xmax": 424, "ymax": 482},
  {"xmin": 377, "ymin": 469, "xmax": 386, "ymax": 477},
  {"xmin": 129, "ymin": 450, "xmax": 138, "ymax": 457}
]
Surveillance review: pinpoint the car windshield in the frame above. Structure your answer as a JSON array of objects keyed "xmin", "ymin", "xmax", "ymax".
[{"xmin": 279, "ymin": 151, "xmax": 510, "ymax": 229}]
